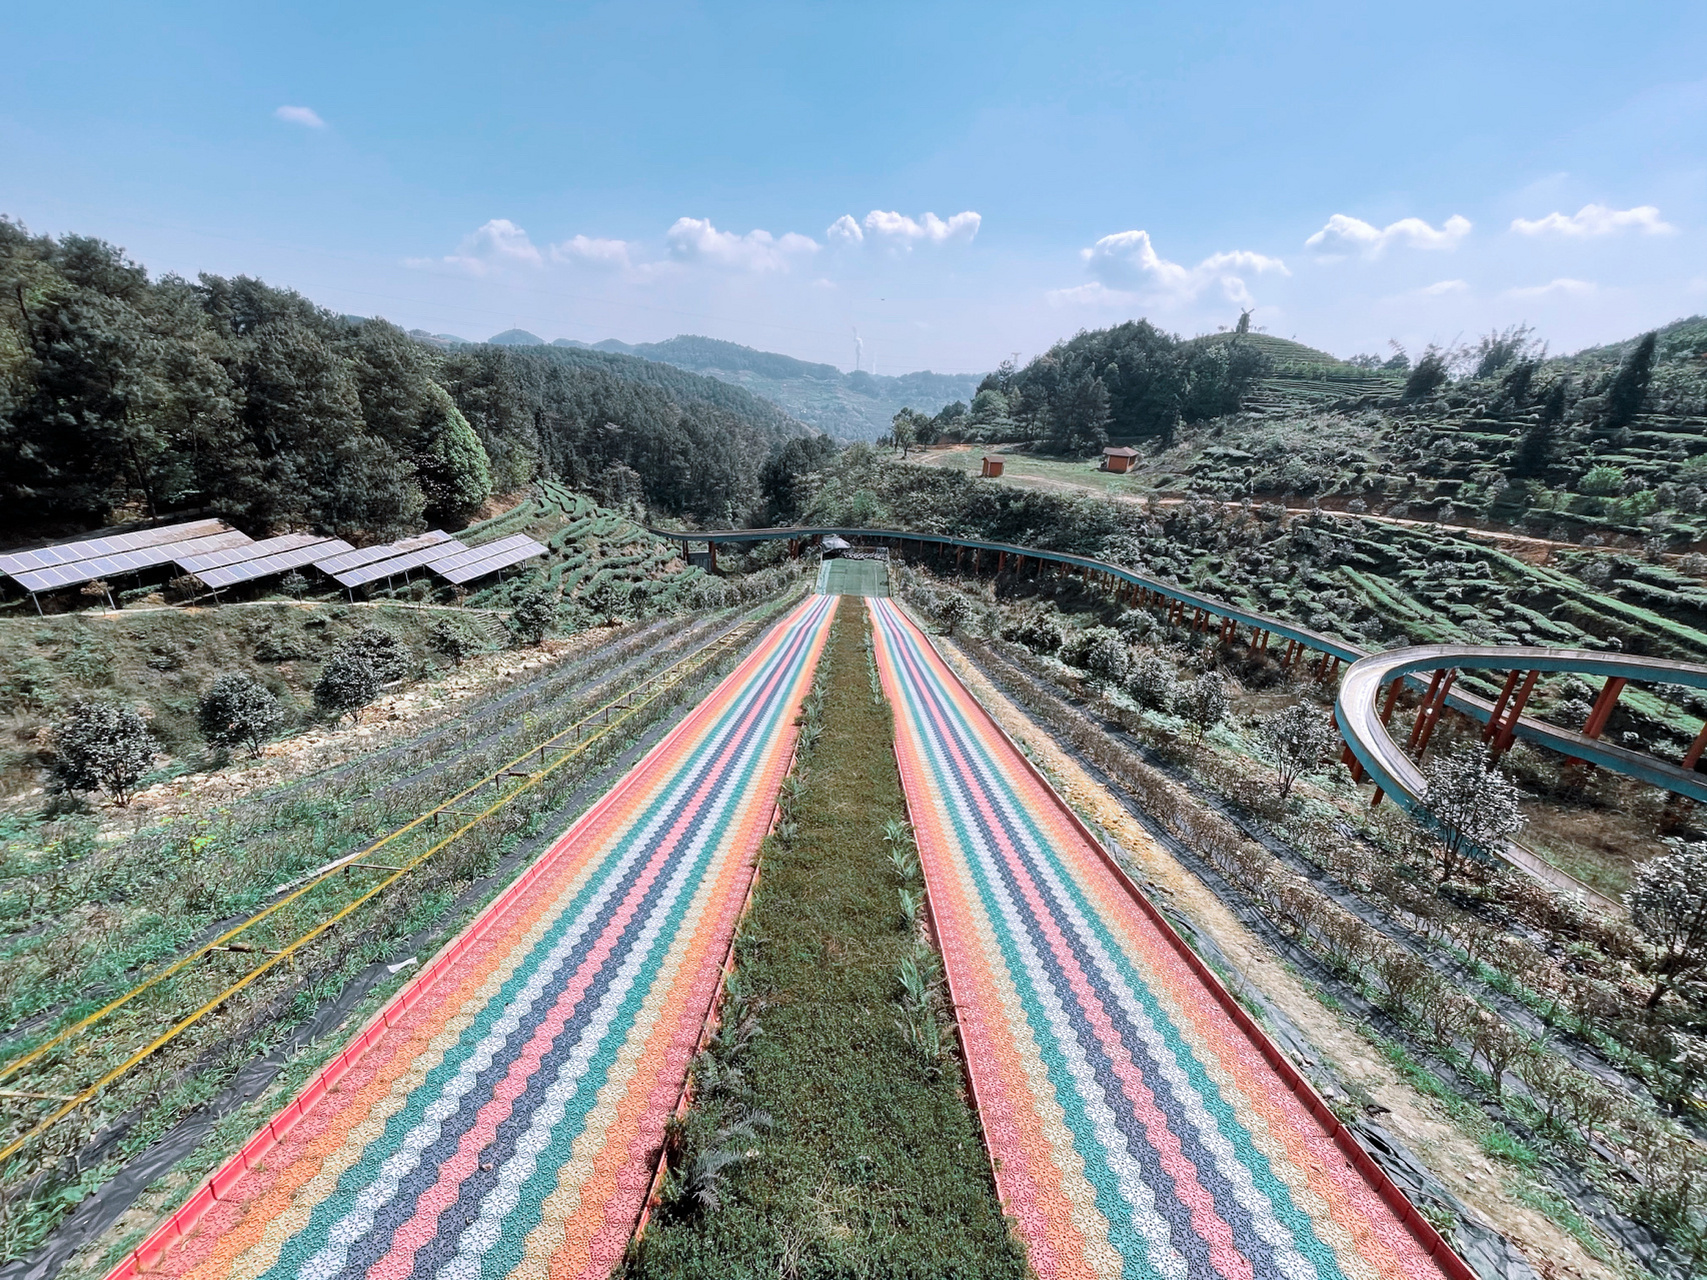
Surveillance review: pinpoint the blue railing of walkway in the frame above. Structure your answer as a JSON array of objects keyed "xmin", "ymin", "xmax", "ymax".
[{"xmin": 655, "ymin": 525, "xmax": 1707, "ymax": 809}]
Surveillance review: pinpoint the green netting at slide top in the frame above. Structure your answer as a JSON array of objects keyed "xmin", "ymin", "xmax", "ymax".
[{"xmin": 815, "ymin": 558, "xmax": 890, "ymax": 596}]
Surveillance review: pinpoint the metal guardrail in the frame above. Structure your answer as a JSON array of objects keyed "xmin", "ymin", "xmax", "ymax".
[{"xmin": 661, "ymin": 526, "xmax": 1707, "ymax": 884}]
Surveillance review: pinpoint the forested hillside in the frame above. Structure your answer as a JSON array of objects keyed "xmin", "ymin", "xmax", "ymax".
[
  {"xmin": 0, "ymin": 220, "xmax": 812, "ymax": 541},
  {"xmin": 907, "ymin": 318, "xmax": 1272, "ymax": 453},
  {"xmin": 572, "ymin": 333, "xmax": 982, "ymax": 439}
]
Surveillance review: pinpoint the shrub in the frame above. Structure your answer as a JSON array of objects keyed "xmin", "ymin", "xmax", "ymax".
[
  {"xmin": 1078, "ymin": 628, "xmax": 1131, "ymax": 686},
  {"xmin": 1127, "ymin": 653, "xmax": 1174, "ymax": 710},
  {"xmin": 197, "ymin": 674, "xmax": 285, "ymax": 757},
  {"xmin": 1579, "ymin": 465, "xmax": 1626, "ymax": 497},
  {"xmin": 428, "ymin": 617, "xmax": 482, "ymax": 667},
  {"xmin": 509, "ymin": 581, "xmax": 561, "ymax": 646},
  {"xmin": 1254, "ymin": 703, "xmax": 1340, "ymax": 799},
  {"xmin": 314, "ymin": 647, "xmax": 380, "ymax": 723},
  {"xmin": 937, "ymin": 593, "xmax": 972, "ymax": 634},
  {"xmin": 1417, "ymin": 748, "xmax": 1526, "ymax": 881},
  {"xmin": 1174, "ymin": 672, "xmax": 1229, "ymax": 740},
  {"xmin": 589, "ymin": 577, "xmax": 640, "ymax": 619},
  {"xmin": 52, "ymin": 700, "xmax": 155, "ymax": 804},
  {"xmin": 1004, "ymin": 609, "xmax": 1065, "ymax": 655},
  {"xmin": 1628, "ymin": 840, "xmax": 1707, "ymax": 1009},
  {"xmin": 1114, "ymin": 609, "xmax": 1153, "ymax": 640},
  {"xmin": 347, "ymin": 626, "xmax": 409, "ymax": 683}
]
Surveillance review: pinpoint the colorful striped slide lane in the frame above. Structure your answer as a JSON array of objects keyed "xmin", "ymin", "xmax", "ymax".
[
  {"xmin": 868, "ymin": 597, "xmax": 1468, "ymax": 1280},
  {"xmin": 115, "ymin": 594, "xmax": 837, "ymax": 1280}
]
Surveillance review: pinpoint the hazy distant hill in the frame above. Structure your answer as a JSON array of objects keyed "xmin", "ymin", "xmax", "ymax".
[
  {"xmin": 408, "ymin": 328, "xmax": 473, "ymax": 349},
  {"xmin": 488, "ymin": 328, "xmax": 546, "ymax": 346},
  {"xmin": 553, "ymin": 334, "xmax": 981, "ymax": 440}
]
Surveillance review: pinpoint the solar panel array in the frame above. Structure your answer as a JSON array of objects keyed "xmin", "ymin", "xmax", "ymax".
[
  {"xmin": 0, "ymin": 516, "xmax": 546, "ymax": 600},
  {"xmin": 1, "ymin": 523, "xmax": 252, "ymax": 594},
  {"xmin": 432, "ymin": 534, "xmax": 548, "ymax": 585},
  {"xmin": 0, "ymin": 519, "xmax": 231, "ymax": 578},
  {"xmin": 313, "ymin": 530, "xmax": 454, "ymax": 576},
  {"xmin": 330, "ymin": 536, "xmax": 470, "ymax": 589},
  {"xmin": 190, "ymin": 536, "xmax": 354, "ymax": 589}
]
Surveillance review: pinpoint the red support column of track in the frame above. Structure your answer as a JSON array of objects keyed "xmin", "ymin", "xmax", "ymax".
[
  {"xmin": 1685, "ymin": 721, "xmax": 1707, "ymax": 771},
  {"xmin": 1408, "ymin": 670, "xmax": 1446, "ymax": 749},
  {"xmin": 1414, "ymin": 671, "xmax": 1458, "ymax": 759},
  {"xmin": 1493, "ymin": 670, "xmax": 1541, "ymax": 756},
  {"xmin": 1379, "ymin": 680, "xmax": 1402, "ymax": 725},
  {"xmin": 1341, "ymin": 743, "xmax": 1366, "ymax": 783},
  {"xmin": 1482, "ymin": 670, "xmax": 1523, "ymax": 742},
  {"xmin": 1582, "ymin": 676, "xmax": 1628, "ymax": 740}
]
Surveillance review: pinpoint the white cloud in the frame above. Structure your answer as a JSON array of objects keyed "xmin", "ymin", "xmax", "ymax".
[
  {"xmin": 826, "ymin": 214, "xmax": 864, "ymax": 245},
  {"xmin": 1076, "ymin": 229, "xmax": 1287, "ymax": 307},
  {"xmin": 664, "ymin": 217, "xmax": 818, "ymax": 271},
  {"xmin": 1503, "ymin": 278, "xmax": 1597, "ymax": 299},
  {"xmin": 858, "ymin": 210, "xmax": 981, "ymax": 245},
  {"xmin": 274, "ymin": 105, "xmax": 326, "ymax": 129},
  {"xmin": 1510, "ymin": 203, "xmax": 1674, "ymax": 238},
  {"xmin": 551, "ymin": 234, "xmax": 632, "ymax": 269},
  {"xmin": 1306, "ymin": 213, "xmax": 1472, "ymax": 257},
  {"xmin": 1421, "ymin": 279, "xmax": 1470, "ymax": 295},
  {"xmin": 1045, "ymin": 281, "xmax": 1134, "ymax": 308},
  {"xmin": 410, "ymin": 218, "xmax": 544, "ymax": 274}
]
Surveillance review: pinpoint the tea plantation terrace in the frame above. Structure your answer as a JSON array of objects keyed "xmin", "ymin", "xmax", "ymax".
[{"xmin": 661, "ymin": 525, "xmax": 1707, "ymax": 882}]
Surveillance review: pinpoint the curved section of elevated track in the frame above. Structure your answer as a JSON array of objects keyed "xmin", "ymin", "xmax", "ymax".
[{"xmin": 665, "ymin": 525, "xmax": 1707, "ymax": 870}]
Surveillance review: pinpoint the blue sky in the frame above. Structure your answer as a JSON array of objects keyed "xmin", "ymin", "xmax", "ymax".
[{"xmin": 4, "ymin": 1, "xmax": 1705, "ymax": 373}]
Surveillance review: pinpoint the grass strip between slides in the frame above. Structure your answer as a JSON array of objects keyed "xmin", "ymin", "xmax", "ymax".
[{"xmin": 626, "ymin": 604, "xmax": 1026, "ymax": 1279}]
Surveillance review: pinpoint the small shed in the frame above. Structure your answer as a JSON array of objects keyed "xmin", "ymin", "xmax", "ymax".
[
  {"xmin": 821, "ymin": 534, "xmax": 853, "ymax": 559},
  {"xmin": 980, "ymin": 455, "xmax": 1005, "ymax": 478},
  {"xmin": 1102, "ymin": 446, "xmax": 1141, "ymax": 474}
]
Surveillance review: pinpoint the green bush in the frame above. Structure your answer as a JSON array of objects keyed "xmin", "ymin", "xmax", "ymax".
[
  {"xmin": 313, "ymin": 647, "xmax": 380, "ymax": 723},
  {"xmin": 52, "ymin": 699, "xmax": 155, "ymax": 804},
  {"xmin": 197, "ymin": 674, "xmax": 285, "ymax": 757}
]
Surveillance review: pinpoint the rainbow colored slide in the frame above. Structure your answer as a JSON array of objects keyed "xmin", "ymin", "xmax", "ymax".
[
  {"xmin": 111, "ymin": 595, "xmax": 836, "ymax": 1280},
  {"xmin": 869, "ymin": 597, "xmax": 1470, "ymax": 1280}
]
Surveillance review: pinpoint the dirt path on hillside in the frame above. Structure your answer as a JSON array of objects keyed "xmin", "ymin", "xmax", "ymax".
[{"xmin": 934, "ymin": 637, "xmax": 1622, "ymax": 1280}]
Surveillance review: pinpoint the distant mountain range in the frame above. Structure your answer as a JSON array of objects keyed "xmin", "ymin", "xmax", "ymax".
[{"xmin": 406, "ymin": 329, "xmax": 981, "ymax": 439}]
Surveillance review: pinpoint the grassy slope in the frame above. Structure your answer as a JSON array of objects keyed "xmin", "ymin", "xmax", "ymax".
[
  {"xmin": 628, "ymin": 606, "xmax": 1025, "ymax": 1280},
  {"xmin": 0, "ymin": 602, "xmax": 474, "ymax": 776}
]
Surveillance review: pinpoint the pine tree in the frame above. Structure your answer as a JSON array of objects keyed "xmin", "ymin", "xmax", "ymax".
[{"xmin": 1605, "ymin": 331, "xmax": 1657, "ymax": 429}]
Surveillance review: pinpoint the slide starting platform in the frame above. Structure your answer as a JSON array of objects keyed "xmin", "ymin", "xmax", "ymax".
[{"xmin": 815, "ymin": 557, "xmax": 889, "ymax": 596}]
